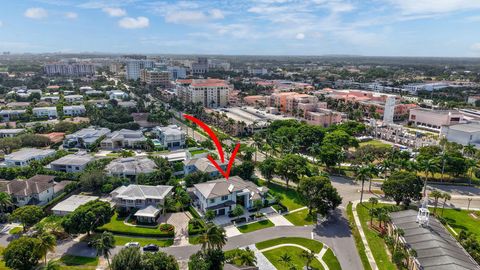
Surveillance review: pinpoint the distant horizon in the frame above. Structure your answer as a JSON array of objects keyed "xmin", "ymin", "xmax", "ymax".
[{"xmin": 1, "ymin": 1, "xmax": 480, "ymax": 57}]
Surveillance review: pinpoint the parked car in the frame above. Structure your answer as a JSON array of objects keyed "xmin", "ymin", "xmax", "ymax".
[
  {"xmin": 143, "ymin": 244, "xmax": 159, "ymax": 252},
  {"xmin": 124, "ymin": 242, "xmax": 140, "ymax": 248}
]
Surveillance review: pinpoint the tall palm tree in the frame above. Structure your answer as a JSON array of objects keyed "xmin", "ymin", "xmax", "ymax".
[
  {"xmin": 278, "ymin": 252, "xmax": 292, "ymax": 268},
  {"xmin": 200, "ymin": 223, "xmax": 227, "ymax": 251},
  {"xmin": 464, "ymin": 144, "xmax": 476, "ymax": 157},
  {"xmin": 441, "ymin": 192, "xmax": 451, "ymax": 216},
  {"xmin": 252, "ymin": 133, "xmax": 263, "ymax": 163},
  {"xmin": 238, "ymin": 247, "xmax": 257, "ymax": 266},
  {"xmin": 37, "ymin": 231, "xmax": 57, "ymax": 266},
  {"xmin": 356, "ymin": 166, "xmax": 373, "ymax": 204},
  {"xmin": 301, "ymin": 250, "xmax": 315, "ymax": 270},
  {"xmin": 419, "ymin": 158, "xmax": 440, "ymax": 197},
  {"xmin": 93, "ymin": 231, "xmax": 116, "ymax": 269},
  {"xmin": 430, "ymin": 190, "xmax": 443, "ymax": 215},
  {"xmin": 0, "ymin": 192, "xmax": 12, "ymax": 213}
]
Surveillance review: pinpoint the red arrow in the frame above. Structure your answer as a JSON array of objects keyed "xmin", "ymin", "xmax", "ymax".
[{"xmin": 183, "ymin": 114, "xmax": 240, "ymax": 179}]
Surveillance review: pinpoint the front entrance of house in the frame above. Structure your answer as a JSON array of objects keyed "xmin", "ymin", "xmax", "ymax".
[
  {"xmin": 217, "ymin": 208, "xmax": 225, "ymax": 216},
  {"xmin": 236, "ymin": 194, "xmax": 246, "ymax": 207}
]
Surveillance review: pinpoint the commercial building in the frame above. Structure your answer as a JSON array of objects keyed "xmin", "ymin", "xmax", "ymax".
[
  {"xmin": 192, "ymin": 176, "xmax": 269, "ymax": 216},
  {"xmin": 402, "ymin": 82, "xmax": 450, "ymax": 94},
  {"xmin": 153, "ymin": 125, "xmax": 186, "ymax": 149},
  {"xmin": 140, "ymin": 68, "xmax": 170, "ymax": 87},
  {"xmin": 44, "ymin": 62, "xmax": 96, "ymax": 77},
  {"xmin": 49, "ymin": 152, "xmax": 94, "ymax": 173},
  {"xmin": 52, "ymin": 195, "xmax": 99, "ymax": 216},
  {"xmin": 177, "ymin": 79, "xmax": 230, "ymax": 108},
  {"xmin": 441, "ymin": 123, "xmax": 480, "ymax": 148},
  {"xmin": 0, "ymin": 175, "xmax": 56, "ymax": 206},
  {"xmin": 409, "ymin": 108, "xmax": 464, "ymax": 131},
  {"xmin": 167, "ymin": 66, "xmax": 187, "ymax": 80},
  {"xmin": 126, "ymin": 60, "xmax": 155, "ymax": 80},
  {"xmin": 4, "ymin": 148, "xmax": 56, "ymax": 167},
  {"xmin": 191, "ymin": 57, "xmax": 209, "ymax": 75},
  {"xmin": 63, "ymin": 127, "xmax": 111, "ymax": 148},
  {"xmin": 100, "ymin": 129, "xmax": 146, "ymax": 150},
  {"xmin": 105, "ymin": 157, "xmax": 157, "ymax": 178}
]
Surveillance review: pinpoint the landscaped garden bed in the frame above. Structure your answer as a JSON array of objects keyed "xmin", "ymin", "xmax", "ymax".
[{"xmin": 97, "ymin": 212, "xmax": 174, "ymax": 237}]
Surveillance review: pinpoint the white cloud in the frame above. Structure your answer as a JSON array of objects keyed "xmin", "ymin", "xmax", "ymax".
[
  {"xmin": 102, "ymin": 7, "xmax": 126, "ymax": 17},
  {"xmin": 24, "ymin": 7, "xmax": 48, "ymax": 19},
  {"xmin": 0, "ymin": 21, "xmax": 3, "ymax": 27},
  {"xmin": 64, "ymin": 12, "xmax": 78, "ymax": 19},
  {"xmin": 209, "ymin": 9, "xmax": 224, "ymax": 19},
  {"xmin": 389, "ymin": 0, "xmax": 480, "ymax": 15},
  {"xmin": 471, "ymin": 43, "xmax": 480, "ymax": 51},
  {"xmin": 296, "ymin": 33, "xmax": 305, "ymax": 40},
  {"xmin": 118, "ymin": 16, "xmax": 149, "ymax": 29}
]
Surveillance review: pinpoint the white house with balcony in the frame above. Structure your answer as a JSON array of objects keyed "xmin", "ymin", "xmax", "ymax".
[
  {"xmin": 33, "ymin": 107, "xmax": 58, "ymax": 118},
  {"xmin": 153, "ymin": 125, "xmax": 186, "ymax": 149},
  {"xmin": 63, "ymin": 105, "xmax": 86, "ymax": 116},
  {"xmin": 100, "ymin": 129, "xmax": 146, "ymax": 150},
  {"xmin": 110, "ymin": 184, "xmax": 174, "ymax": 223},
  {"xmin": 64, "ymin": 95, "xmax": 84, "ymax": 103},
  {"xmin": 4, "ymin": 148, "xmax": 56, "ymax": 167},
  {"xmin": 192, "ymin": 176, "xmax": 269, "ymax": 216}
]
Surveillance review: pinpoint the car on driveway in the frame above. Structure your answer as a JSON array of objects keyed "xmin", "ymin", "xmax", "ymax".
[
  {"xmin": 143, "ymin": 244, "xmax": 159, "ymax": 252},
  {"xmin": 124, "ymin": 242, "xmax": 140, "ymax": 248}
]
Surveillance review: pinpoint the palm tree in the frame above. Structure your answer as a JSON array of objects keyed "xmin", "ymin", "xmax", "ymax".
[
  {"xmin": 419, "ymin": 158, "xmax": 440, "ymax": 197},
  {"xmin": 441, "ymin": 192, "xmax": 451, "ymax": 216},
  {"xmin": 0, "ymin": 192, "xmax": 12, "ymax": 213},
  {"xmin": 377, "ymin": 208, "xmax": 390, "ymax": 229},
  {"xmin": 466, "ymin": 158, "xmax": 477, "ymax": 185},
  {"xmin": 430, "ymin": 190, "xmax": 443, "ymax": 215},
  {"xmin": 464, "ymin": 144, "xmax": 476, "ymax": 157},
  {"xmin": 200, "ymin": 223, "xmax": 227, "ymax": 251},
  {"xmin": 301, "ymin": 250, "xmax": 315, "ymax": 270},
  {"xmin": 37, "ymin": 231, "xmax": 57, "ymax": 266},
  {"xmin": 368, "ymin": 208, "xmax": 378, "ymax": 225},
  {"xmin": 238, "ymin": 247, "xmax": 257, "ymax": 266},
  {"xmin": 42, "ymin": 260, "xmax": 60, "ymax": 270},
  {"xmin": 252, "ymin": 133, "xmax": 263, "ymax": 163},
  {"xmin": 356, "ymin": 166, "xmax": 373, "ymax": 204},
  {"xmin": 93, "ymin": 231, "xmax": 116, "ymax": 269},
  {"xmin": 278, "ymin": 252, "xmax": 292, "ymax": 268}
]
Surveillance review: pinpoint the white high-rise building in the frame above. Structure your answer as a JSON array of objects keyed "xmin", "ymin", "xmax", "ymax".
[
  {"xmin": 383, "ymin": 95, "xmax": 395, "ymax": 124},
  {"xmin": 167, "ymin": 66, "xmax": 187, "ymax": 80},
  {"xmin": 177, "ymin": 79, "xmax": 230, "ymax": 108},
  {"xmin": 44, "ymin": 63, "xmax": 96, "ymax": 76},
  {"xmin": 126, "ymin": 60, "xmax": 155, "ymax": 80}
]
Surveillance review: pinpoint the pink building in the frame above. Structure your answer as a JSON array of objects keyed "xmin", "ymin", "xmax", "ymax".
[
  {"xmin": 243, "ymin": 95, "xmax": 266, "ymax": 106},
  {"xmin": 409, "ymin": 108, "xmax": 464, "ymax": 130}
]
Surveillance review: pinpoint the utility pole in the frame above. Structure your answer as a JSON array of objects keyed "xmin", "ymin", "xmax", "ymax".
[{"xmin": 468, "ymin": 197, "xmax": 473, "ymax": 211}]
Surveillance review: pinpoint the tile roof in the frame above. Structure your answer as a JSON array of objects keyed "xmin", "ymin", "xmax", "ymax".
[
  {"xmin": 194, "ymin": 176, "xmax": 268, "ymax": 199},
  {"xmin": 5, "ymin": 175, "xmax": 55, "ymax": 196}
]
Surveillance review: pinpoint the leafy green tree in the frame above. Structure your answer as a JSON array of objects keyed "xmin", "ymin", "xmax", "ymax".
[
  {"xmin": 0, "ymin": 191, "xmax": 12, "ymax": 213},
  {"xmin": 301, "ymin": 250, "xmax": 315, "ymax": 270},
  {"xmin": 258, "ymin": 157, "xmax": 276, "ymax": 182},
  {"xmin": 204, "ymin": 210, "xmax": 215, "ymax": 222},
  {"xmin": 418, "ymin": 158, "xmax": 440, "ymax": 196},
  {"xmin": 42, "ymin": 260, "xmax": 60, "ymax": 270},
  {"xmin": 275, "ymin": 154, "xmax": 308, "ymax": 187},
  {"xmin": 232, "ymin": 205, "xmax": 244, "ymax": 217},
  {"xmin": 62, "ymin": 200, "xmax": 113, "ymax": 235},
  {"xmin": 323, "ymin": 129, "xmax": 358, "ymax": 150},
  {"xmin": 10, "ymin": 205, "xmax": 44, "ymax": 232},
  {"xmin": 318, "ymin": 143, "xmax": 344, "ymax": 169},
  {"xmin": 184, "ymin": 171, "xmax": 211, "ymax": 187},
  {"xmin": 111, "ymin": 247, "xmax": 142, "ymax": 270},
  {"xmin": 93, "ymin": 231, "xmax": 115, "ymax": 269},
  {"xmin": 3, "ymin": 237, "xmax": 43, "ymax": 270},
  {"xmin": 141, "ymin": 251, "xmax": 179, "ymax": 270},
  {"xmin": 441, "ymin": 192, "xmax": 451, "ymax": 216},
  {"xmin": 298, "ymin": 176, "xmax": 342, "ymax": 216},
  {"xmin": 231, "ymin": 161, "xmax": 255, "ymax": 181},
  {"xmin": 188, "ymin": 251, "xmax": 211, "ymax": 270},
  {"xmin": 381, "ymin": 171, "xmax": 423, "ymax": 206},
  {"xmin": 79, "ymin": 170, "xmax": 108, "ymax": 191}
]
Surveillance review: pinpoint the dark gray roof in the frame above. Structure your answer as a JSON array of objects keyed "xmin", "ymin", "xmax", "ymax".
[{"xmin": 390, "ymin": 210, "xmax": 480, "ymax": 270}]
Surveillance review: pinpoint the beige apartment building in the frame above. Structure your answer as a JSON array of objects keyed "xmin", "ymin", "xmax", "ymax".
[
  {"xmin": 409, "ymin": 108, "xmax": 464, "ymax": 130},
  {"xmin": 140, "ymin": 68, "xmax": 170, "ymax": 88},
  {"xmin": 177, "ymin": 79, "xmax": 230, "ymax": 108}
]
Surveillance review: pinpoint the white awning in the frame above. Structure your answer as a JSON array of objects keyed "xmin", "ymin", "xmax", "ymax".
[{"xmin": 134, "ymin": 205, "xmax": 160, "ymax": 218}]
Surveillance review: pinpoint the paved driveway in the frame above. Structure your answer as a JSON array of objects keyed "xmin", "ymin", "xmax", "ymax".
[
  {"xmin": 267, "ymin": 213, "xmax": 293, "ymax": 226},
  {"xmin": 159, "ymin": 212, "xmax": 191, "ymax": 247},
  {"xmin": 224, "ymin": 225, "xmax": 242, "ymax": 237}
]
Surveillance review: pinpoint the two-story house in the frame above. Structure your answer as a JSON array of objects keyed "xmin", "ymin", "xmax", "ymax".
[
  {"xmin": 4, "ymin": 148, "xmax": 56, "ymax": 167},
  {"xmin": 100, "ymin": 129, "xmax": 146, "ymax": 150},
  {"xmin": 183, "ymin": 157, "xmax": 228, "ymax": 178},
  {"xmin": 110, "ymin": 184, "xmax": 174, "ymax": 223},
  {"xmin": 33, "ymin": 107, "xmax": 58, "ymax": 118},
  {"xmin": 105, "ymin": 157, "xmax": 157, "ymax": 178},
  {"xmin": 48, "ymin": 152, "xmax": 94, "ymax": 173},
  {"xmin": 192, "ymin": 176, "xmax": 269, "ymax": 216},
  {"xmin": 63, "ymin": 105, "xmax": 86, "ymax": 116},
  {"xmin": 153, "ymin": 125, "xmax": 186, "ymax": 149},
  {"xmin": 0, "ymin": 175, "xmax": 56, "ymax": 206}
]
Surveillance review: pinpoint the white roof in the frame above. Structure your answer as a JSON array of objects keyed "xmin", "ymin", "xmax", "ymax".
[
  {"xmin": 111, "ymin": 184, "xmax": 173, "ymax": 200},
  {"xmin": 51, "ymin": 195, "xmax": 98, "ymax": 213},
  {"xmin": 134, "ymin": 205, "xmax": 160, "ymax": 218}
]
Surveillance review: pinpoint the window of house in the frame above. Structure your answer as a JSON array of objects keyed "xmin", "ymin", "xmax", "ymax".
[
  {"xmin": 209, "ymin": 198, "xmax": 215, "ymax": 204},
  {"xmin": 221, "ymin": 195, "xmax": 228, "ymax": 201}
]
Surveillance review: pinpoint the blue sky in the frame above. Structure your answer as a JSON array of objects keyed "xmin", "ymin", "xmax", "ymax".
[{"xmin": 1, "ymin": 0, "xmax": 480, "ymax": 57}]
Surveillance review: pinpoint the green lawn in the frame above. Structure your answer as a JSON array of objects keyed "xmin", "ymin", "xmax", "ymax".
[
  {"xmin": 323, "ymin": 248, "xmax": 342, "ymax": 270},
  {"xmin": 0, "ymin": 246, "xmax": 8, "ymax": 270},
  {"xmin": 256, "ymin": 237, "xmax": 323, "ymax": 253},
  {"xmin": 58, "ymin": 255, "xmax": 98, "ymax": 270},
  {"xmin": 284, "ymin": 209, "xmax": 316, "ymax": 226},
  {"xmin": 356, "ymin": 203, "xmax": 396, "ymax": 270},
  {"xmin": 189, "ymin": 149, "xmax": 208, "ymax": 156},
  {"xmin": 97, "ymin": 213, "xmax": 174, "ymax": 237},
  {"xmin": 346, "ymin": 203, "xmax": 372, "ymax": 270},
  {"xmin": 359, "ymin": 140, "xmax": 391, "ymax": 149},
  {"xmin": 112, "ymin": 235, "xmax": 174, "ymax": 247},
  {"xmin": 267, "ymin": 182, "xmax": 304, "ymax": 211},
  {"xmin": 189, "ymin": 235, "xmax": 202, "ymax": 245},
  {"xmin": 8, "ymin": 227, "xmax": 22, "ymax": 235},
  {"xmin": 437, "ymin": 208, "xmax": 480, "ymax": 240},
  {"xmin": 263, "ymin": 246, "xmax": 324, "ymax": 270},
  {"xmin": 237, "ymin": 220, "xmax": 274, "ymax": 233}
]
